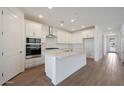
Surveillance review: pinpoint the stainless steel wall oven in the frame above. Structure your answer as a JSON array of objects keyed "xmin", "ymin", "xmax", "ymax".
[{"xmin": 26, "ymin": 38, "xmax": 41, "ymax": 59}]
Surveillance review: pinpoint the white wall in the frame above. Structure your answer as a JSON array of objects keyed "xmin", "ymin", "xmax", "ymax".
[
  {"xmin": 94, "ymin": 26, "xmax": 104, "ymax": 61},
  {"xmin": 121, "ymin": 24, "xmax": 124, "ymax": 62}
]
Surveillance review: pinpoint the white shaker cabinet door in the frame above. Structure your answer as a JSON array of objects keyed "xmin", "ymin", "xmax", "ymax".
[
  {"xmin": 71, "ymin": 32, "xmax": 82, "ymax": 44},
  {"xmin": 2, "ymin": 9, "xmax": 24, "ymax": 83},
  {"xmin": 25, "ymin": 20, "xmax": 42, "ymax": 38},
  {"xmin": 82, "ymin": 29, "xmax": 95, "ymax": 38},
  {"xmin": 65, "ymin": 31, "xmax": 69, "ymax": 43},
  {"xmin": 57, "ymin": 30, "xmax": 63, "ymax": 43},
  {"xmin": 52, "ymin": 27, "xmax": 57, "ymax": 36},
  {"xmin": 25, "ymin": 20, "xmax": 33, "ymax": 37},
  {"xmin": 57, "ymin": 30, "xmax": 67, "ymax": 43},
  {"xmin": 32, "ymin": 22, "xmax": 42, "ymax": 38},
  {"xmin": 65, "ymin": 31, "xmax": 71, "ymax": 44},
  {"xmin": 41, "ymin": 25, "xmax": 48, "ymax": 42},
  {"xmin": 68, "ymin": 32, "xmax": 72, "ymax": 43}
]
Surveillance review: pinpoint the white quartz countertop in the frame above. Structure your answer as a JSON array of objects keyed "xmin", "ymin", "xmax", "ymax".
[{"xmin": 45, "ymin": 49, "xmax": 85, "ymax": 59}]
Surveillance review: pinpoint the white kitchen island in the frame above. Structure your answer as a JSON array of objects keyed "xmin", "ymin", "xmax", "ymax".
[{"xmin": 45, "ymin": 50, "xmax": 86, "ymax": 85}]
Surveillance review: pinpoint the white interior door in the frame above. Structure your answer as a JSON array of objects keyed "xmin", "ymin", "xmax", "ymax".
[
  {"xmin": 0, "ymin": 9, "xmax": 3, "ymax": 85},
  {"xmin": 83, "ymin": 38, "xmax": 94, "ymax": 59},
  {"xmin": 2, "ymin": 9, "xmax": 24, "ymax": 83}
]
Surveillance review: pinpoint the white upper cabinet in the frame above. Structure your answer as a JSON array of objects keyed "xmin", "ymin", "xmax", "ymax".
[
  {"xmin": 70, "ymin": 28, "xmax": 95, "ymax": 44},
  {"xmin": 57, "ymin": 29, "xmax": 65, "ymax": 43},
  {"xmin": 71, "ymin": 31, "xmax": 83, "ymax": 44},
  {"xmin": 25, "ymin": 20, "xmax": 42, "ymax": 38},
  {"xmin": 82, "ymin": 29, "xmax": 95, "ymax": 38},
  {"xmin": 67, "ymin": 32, "xmax": 72, "ymax": 43},
  {"xmin": 65, "ymin": 32, "xmax": 71, "ymax": 43},
  {"xmin": 25, "ymin": 20, "xmax": 32, "ymax": 37},
  {"xmin": 52, "ymin": 27, "xmax": 57, "ymax": 36},
  {"xmin": 32, "ymin": 22, "xmax": 42, "ymax": 38},
  {"xmin": 41, "ymin": 24, "xmax": 49, "ymax": 42},
  {"xmin": 57, "ymin": 29, "xmax": 72, "ymax": 44},
  {"xmin": 25, "ymin": 19, "xmax": 95, "ymax": 44}
]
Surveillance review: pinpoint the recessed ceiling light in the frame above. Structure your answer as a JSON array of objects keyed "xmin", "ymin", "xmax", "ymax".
[
  {"xmin": 108, "ymin": 27, "xmax": 112, "ymax": 30},
  {"xmin": 72, "ymin": 28, "xmax": 75, "ymax": 31},
  {"xmin": 60, "ymin": 23, "xmax": 64, "ymax": 27},
  {"xmin": 81, "ymin": 25, "xmax": 85, "ymax": 28},
  {"xmin": 71, "ymin": 19, "xmax": 75, "ymax": 23},
  {"xmin": 13, "ymin": 15, "xmax": 17, "ymax": 18},
  {"xmin": 60, "ymin": 21, "xmax": 64, "ymax": 27},
  {"xmin": 38, "ymin": 15, "xmax": 43, "ymax": 18}
]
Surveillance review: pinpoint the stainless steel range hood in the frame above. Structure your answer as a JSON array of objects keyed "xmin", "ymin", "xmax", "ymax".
[{"xmin": 46, "ymin": 26, "xmax": 57, "ymax": 39}]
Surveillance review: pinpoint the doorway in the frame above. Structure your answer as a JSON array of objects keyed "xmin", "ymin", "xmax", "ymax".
[
  {"xmin": 106, "ymin": 35, "xmax": 118, "ymax": 53},
  {"xmin": 83, "ymin": 38, "xmax": 94, "ymax": 59}
]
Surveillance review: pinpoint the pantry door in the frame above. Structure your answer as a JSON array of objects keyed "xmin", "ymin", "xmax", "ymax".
[
  {"xmin": 2, "ymin": 9, "xmax": 24, "ymax": 83},
  {"xmin": 0, "ymin": 8, "xmax": 3, "ymax": 85}
]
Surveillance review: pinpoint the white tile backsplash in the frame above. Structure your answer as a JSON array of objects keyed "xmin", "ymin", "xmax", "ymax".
[{"xmin": 42, "ymin": 38, "xmax": 83, "ymax": 51}]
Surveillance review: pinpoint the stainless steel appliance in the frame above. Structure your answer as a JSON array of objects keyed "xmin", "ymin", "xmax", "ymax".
[
  {"xmin": 26, "ymin": 38, "xmax": 41, "ymax": 43},
  {"xmin": 26, "ymin": 38, "xmax": 41, "ymax": 59},
  {"xmin": 46, "ymin": 26, "xmax": 57, "ymax": 39}
]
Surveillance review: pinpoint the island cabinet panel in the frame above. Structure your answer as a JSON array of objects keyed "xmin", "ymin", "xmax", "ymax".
[{"xmin": 45, "ymin": 51, "xmax": 86, "ymax": 85}]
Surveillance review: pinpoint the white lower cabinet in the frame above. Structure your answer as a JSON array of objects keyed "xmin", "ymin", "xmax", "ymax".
[{"xmin": 25, "ymin": 57, "xmax": 45, "ymax": 69}]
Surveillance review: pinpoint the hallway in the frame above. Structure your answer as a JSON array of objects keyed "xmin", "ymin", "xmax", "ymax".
[{"xmin": 4, "ymin": 53, "xmax": 124, "ymax": 86}]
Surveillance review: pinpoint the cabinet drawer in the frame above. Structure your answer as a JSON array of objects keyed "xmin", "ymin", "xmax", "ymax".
[{"xmin": 25, "ymin": 57, "xmax": 44, "ymax": 68}]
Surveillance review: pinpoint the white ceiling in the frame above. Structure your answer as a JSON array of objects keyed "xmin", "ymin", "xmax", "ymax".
[{"xmin": 19, "ymin": 7, "xmax": 124, "ymax": 32}]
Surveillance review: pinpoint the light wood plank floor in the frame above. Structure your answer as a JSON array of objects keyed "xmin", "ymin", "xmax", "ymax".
[{"xmin": 4, "ymin": 53, "xmax": 124, "ymax": 86}]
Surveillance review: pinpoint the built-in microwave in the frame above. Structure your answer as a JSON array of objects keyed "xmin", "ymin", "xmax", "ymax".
[{"xmin": 26, "ymin": 38, "xmax": 41, "ymax": 43}]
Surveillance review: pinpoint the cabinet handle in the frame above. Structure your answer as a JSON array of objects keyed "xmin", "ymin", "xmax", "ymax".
[
  {"xmin": 20, "ymin": 51, "xmax": 23, "ymax": 53},
  {"xmin": 33, "ymin": 32, "xmax": 35, "ymax": 36}
]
